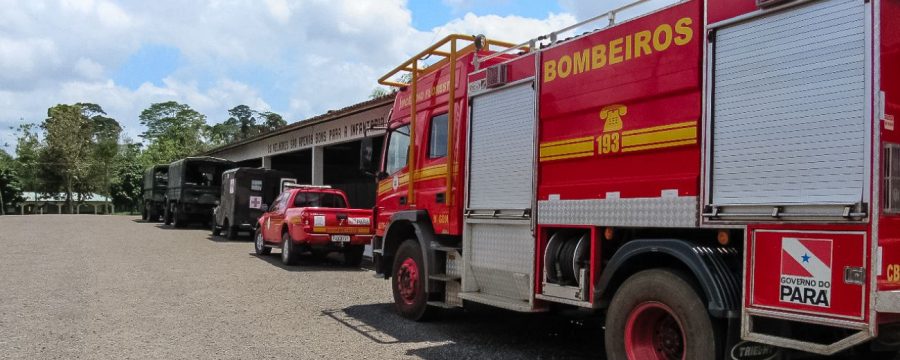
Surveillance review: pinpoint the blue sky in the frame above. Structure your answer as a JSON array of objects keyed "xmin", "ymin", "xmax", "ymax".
[{"xmin": 0, "ymin": 0, "xmax": 656, "ymax": 155}]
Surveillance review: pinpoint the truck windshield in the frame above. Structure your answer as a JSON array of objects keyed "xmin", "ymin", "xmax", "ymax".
[
  {"xmin": 293, "ymin": 192, "xmax": 347, "ymax": 208},
  {"xmin": 185, "ymin": 164, "xmax": 226, "ymax": 187}
]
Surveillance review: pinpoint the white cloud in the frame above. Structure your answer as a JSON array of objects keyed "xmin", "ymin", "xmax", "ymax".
[
  {"xmin": 558, "ymin": 0, "xmax": 680, "ymax": 23},
  {"xmin": 0, "ymin": 0, "xmax": 582, "ymax": 154}
]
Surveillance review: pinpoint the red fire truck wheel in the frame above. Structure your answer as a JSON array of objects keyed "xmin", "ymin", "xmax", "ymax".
[
  {"xmin": 605, "ymin": 269, "xmax": 716, "ymax": 360},
  {"xmin": 391, "ymin": 239, "xmax": 435, "ymax": 321}
]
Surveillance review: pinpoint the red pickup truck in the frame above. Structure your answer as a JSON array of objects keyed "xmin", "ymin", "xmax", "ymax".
[{"xmin": 253, "ymin": 185, "xmax": 373, "ymax": 266}]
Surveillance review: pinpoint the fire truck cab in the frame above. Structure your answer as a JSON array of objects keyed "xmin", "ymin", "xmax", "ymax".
[{"xmin": 363, "ymin": 0, "xmax": 900, "ymax": 358}]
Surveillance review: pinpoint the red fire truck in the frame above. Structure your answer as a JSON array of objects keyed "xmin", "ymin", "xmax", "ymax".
[{"xmin": 360, "ymin": 0, "xmax": 900, "ymax": 358}]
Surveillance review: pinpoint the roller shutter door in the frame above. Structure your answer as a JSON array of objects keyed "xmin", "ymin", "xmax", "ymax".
[
  {"xmin": 711, "ymin": 0, "xmax": 867, "ymax": 205},
  {"xmin": 469, "ymin": 83, "xmax": 535, "ymax": 210}
]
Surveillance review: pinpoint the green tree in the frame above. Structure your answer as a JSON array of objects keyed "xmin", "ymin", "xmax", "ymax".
[
  {"xmin": 205, "ymin": 106, "xmax": 287, "ymax": 147},
  {"xmin": 42, "ymin": 104, "xmax": 95, "ymax": 213},
  {"xmin": 110, "ymin": 141, "xmax": 143, "ymax": 213},
  {"xmin": 258, "ymin": 111, "xmax": 287, "ymax": 132},
  {"xmin": 0, "ymin": 149, "xmax": 24, "ymax": 215},
  {"xmin": 139, "ymin": 101, "xmax": 208, "ymax": 163},
  {"xmin": 13, "ymin": 123, "xmax": 42, "ymax": 193}
]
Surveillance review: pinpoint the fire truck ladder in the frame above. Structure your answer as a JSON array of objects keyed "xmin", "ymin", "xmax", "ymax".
[{"xmin": 378, "ymin": 34, "xmax": 522, "ymax": 207}]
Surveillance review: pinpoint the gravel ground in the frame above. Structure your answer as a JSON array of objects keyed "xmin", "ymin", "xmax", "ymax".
[
  {"xmin": 0, "ymin": 215, "xmax": 890, "ymax": 360},
  {"xmin": 0, "ymin": 215, "xmax": 603, "ymax": 360}
]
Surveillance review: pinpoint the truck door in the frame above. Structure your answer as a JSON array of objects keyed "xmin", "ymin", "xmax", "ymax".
[
  {"xmin": 375, "ymin": 125, "xmax": 411, "ymax": 234},
  {"xmin": 460, "ymin": 81, "xmax": 538, "ymax": 310},
  {"xmin": 265, "ymin": 192, "xmax": 289, "ymax": 241}
]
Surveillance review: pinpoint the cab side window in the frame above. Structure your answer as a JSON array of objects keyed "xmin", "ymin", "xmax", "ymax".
[
  {"xmin": 428, "ymin": 113, "xmax": 448, "ymax": 159},
  {"xmin": 385, "ymin": 125, "xmax": 410, "ymax": 175}
]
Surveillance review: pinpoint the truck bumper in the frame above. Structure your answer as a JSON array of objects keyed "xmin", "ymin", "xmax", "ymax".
[
  {"xmin": 297, "ymin": 234, "xmax": 373, "ymax": 247},
  {"xmin": 876, "ymin": 291, "xmax": 900, "ymax": 313}
]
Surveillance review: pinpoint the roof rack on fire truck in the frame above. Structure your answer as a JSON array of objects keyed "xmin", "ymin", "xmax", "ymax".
[
  {"xmin": 377, "ymin": 34, "xmax": 522, "ymax": 206},
  {"xmin": 475, "ymin": 0, "xmax": 671, "ymax": 69}
]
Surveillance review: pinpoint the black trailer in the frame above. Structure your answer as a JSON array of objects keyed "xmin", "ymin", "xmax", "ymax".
[
  {"xmin": 164, "ymin": 156, "xmax": 236, "ymax": 228},
  {"xmin": 141, "ymin": 164, "xmax": 168, "ymax": 222},
  {"xmin": 212, "ymin": 167, "xmax": 295, "ymax": 239}
]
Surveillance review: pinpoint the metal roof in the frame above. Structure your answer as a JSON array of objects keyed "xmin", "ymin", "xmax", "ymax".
[{"xmin": 203, "ymin": 94, "xmax": 395, "ymax": 156}]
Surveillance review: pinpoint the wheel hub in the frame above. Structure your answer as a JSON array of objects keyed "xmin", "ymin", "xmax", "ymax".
[
  {"xmin": 625, "ymin": 302, "xmax": 686, "ymax": 360},
  {"xmin": 397, "ymin": 258, "xmax": 419, "ymax": 305}
]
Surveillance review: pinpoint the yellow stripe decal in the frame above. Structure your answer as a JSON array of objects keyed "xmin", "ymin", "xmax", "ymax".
[
  {"xmin": 540, "ymin": 136, "xmax": 596, "ymax": 148},
  {"xmin": 621, "ymin": 139, "xmax": 697, "ymax": 153},
  {"xmin": 540, "ymin": 152, "xmax": 595, "ymax": 162},
  {"xmin": 540, "ymin": 139, "xmax": 595, "ymax": 159},
  {"xmin": 538, "ymin": 121, "xmax": 698, "ymax": 162},
  {"xmin": 621, "ymin": 126, "xmax": 697, "ymax": 148},
  {"xmin": 621, "ymin": 121, "xmax": 695, "ymax": 136}
]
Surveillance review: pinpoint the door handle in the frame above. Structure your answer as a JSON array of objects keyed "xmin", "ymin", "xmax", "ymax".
[
  {"xmin": 436, "ymin": 192, "xmax": 446, "ymax": 204},
  {"xmin": 399, "ymin": 196, "xmax": 407, "ymax": 205}
]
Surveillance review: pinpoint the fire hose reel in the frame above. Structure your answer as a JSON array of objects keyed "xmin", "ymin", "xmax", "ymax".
[{"xmin": 544, "ymin": 231, "xmax": 590, "ymax": 289}]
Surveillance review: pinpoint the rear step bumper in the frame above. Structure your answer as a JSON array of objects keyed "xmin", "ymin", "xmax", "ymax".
[{"xmin": 876, "ymin": 291, "xmax": 900, "ymax": 313}]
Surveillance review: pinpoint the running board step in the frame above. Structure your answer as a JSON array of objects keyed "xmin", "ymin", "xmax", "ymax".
[
  {"xmin": 457, "ymin": 292, "xmax": 545, "ymax": 313},
  {"xmin": 429, "ymin": 274, "xmax": 461, "ymax": 282},
  {"xmin": 427, "ymin": 301, "xmax": 459, "ymax": 309},
  {"xmin": 432, "ymin": 244, "xmax": 461, "ymax": 252}
]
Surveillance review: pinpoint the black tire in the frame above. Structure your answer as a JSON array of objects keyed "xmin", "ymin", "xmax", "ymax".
[
  {"xmin": 605, "ymin": 269, "xmax": 717, "ymax": 360},
  {"xmin": 211, "ymin": 219, "xmax": 221, "ymax": 236},
  {"xmin": 141, "ymin": 204, "xmax": 148, "ymax": 221},
  {"xmin": 172, "ymin": 203, "xmax": 185, "ymax": 228},
  {"xmin": 343, "ymin": 245, "xmax": 365, "ymax": 267},
  {"xmin": 254, "ymin": 228, "xmax": 270, "ymax": 255},
  {"xmin": 391, "ymin": 239, "xmax": 436, "ymax": 321},
  {"xmin": 163, "ymin": 202, "xmax": 172, "ymax": 225},
  {"xmin": 224, "ymin": 220, "xmax": 237, "ymax": 240},
  {"xmin": 149, "ymin": 206, "xmax": 160, "ymax": 222},
  {"xmin": 281, "ymin": 231, "xmax": 299, "ymax": 266}
]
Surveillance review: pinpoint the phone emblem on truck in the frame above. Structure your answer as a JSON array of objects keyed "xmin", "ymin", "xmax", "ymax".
[{"xmin": 779, "ymin": 238, "xmax": 832, "ymax": 308}]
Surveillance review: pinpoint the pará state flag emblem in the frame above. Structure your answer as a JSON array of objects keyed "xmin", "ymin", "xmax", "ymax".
[{"xmin": 779, "ymin": 238, "xmax": 832, "ymax": 307}]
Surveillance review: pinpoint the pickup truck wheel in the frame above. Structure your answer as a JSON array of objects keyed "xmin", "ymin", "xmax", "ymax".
[
  {"xmin": 605, "ymin": 269, "xmax": 716, "ymax": 360},
  {"xmin": 254, "ymin": 228, "xmax": 270, "ymax": 255},
  {"xmin": 281, "ymin": 232, "xmax": 299, "ymax": 266},
  {"xmin": 343, "ymin": 245, "xmax": 365, "ymax": 267},
  {"xmin": 391, "ymin": 239, "xmax": 435, "ymax": 321}
]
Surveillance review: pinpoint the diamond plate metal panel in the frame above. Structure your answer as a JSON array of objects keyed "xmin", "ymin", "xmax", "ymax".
[
  {"xmin": 469, "ymin": 223, "xmax": 534, "ymax": 301},
  {"xmin": 446, "ymin": 250, "xmax": 462, "ymax": 279},
  {"xmin": 538, "ymin": 197, "xmax": 698, "ymax": 228}
]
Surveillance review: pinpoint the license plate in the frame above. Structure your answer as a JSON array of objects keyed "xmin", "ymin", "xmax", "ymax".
[{"xmin": 331, "ymin": 235, "xmax": 351, "ymax": 243}]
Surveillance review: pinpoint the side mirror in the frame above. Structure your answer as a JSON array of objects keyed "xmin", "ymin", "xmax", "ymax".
[
  {"xmin": 360, "ymin": 137, "xmax": 377, "ymax": 175},
  {"xmin": 260, "ymin": 204, "xmax": 269, "ymax": 212}
]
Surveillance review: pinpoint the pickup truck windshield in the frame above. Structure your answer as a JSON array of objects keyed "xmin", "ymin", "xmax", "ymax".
[{"xmin": 293, "ymin": 192, "xmax": 347, "ymax": 208}]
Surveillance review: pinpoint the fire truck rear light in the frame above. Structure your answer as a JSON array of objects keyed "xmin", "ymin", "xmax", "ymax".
[
  {"xmin": 603, "ymin": 227, "xmax": 615, "ymax": 241},
  {"xmin": 717, "ymin": 230, "xmax": 730, "ymax": 246}
]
